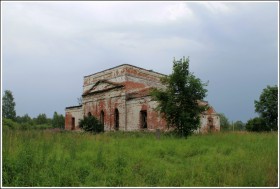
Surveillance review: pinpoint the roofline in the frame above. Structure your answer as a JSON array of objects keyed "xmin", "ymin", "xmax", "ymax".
[
  {"xmin": 83, "ymin": 64, "xmax": 167, "ymax": 78},
  {"xmin": 82, "ymin": 79, "xmax": 124, "ymax": 97},
  {"xmin": 65, "ymin": 105, "xmax": 82, "ymax": 109},
  {"xmin": 82, "ymin": 85, "xmax": 124, "ymax": 97}
]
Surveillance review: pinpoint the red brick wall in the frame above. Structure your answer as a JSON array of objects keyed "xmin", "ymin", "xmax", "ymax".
[{"xmin": 65, "ymin": 112, "xmax": 72, "ymax": 130}]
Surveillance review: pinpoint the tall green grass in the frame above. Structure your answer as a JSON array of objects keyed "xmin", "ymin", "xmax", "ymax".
[{"xmin": 2, "ymin": 130, "xmax": 278, "ymax": 187}]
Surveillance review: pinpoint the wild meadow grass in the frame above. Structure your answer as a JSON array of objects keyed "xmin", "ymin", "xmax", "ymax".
[{"xmin": 2, "ymin": 129, "xmax": 278, "ymax": 187}]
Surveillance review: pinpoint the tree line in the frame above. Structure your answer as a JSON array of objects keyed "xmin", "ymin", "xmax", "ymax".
[
  {"xmin": 2, "ymin": 57, "xmax": 278, "ymax": 134},
  {"xmin": 2, "ymin": 90, "xmax": 64, "ymax": 130},
  {"xmin": 218, "ymin": 84, "xmax": 278, "ymax": 132},
  {"xmin": 219, "ymin": 114, "xmax": 246, "ymax": 131}
]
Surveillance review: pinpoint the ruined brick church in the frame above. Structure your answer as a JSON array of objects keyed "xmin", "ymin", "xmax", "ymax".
[{"xmin": 65, "ymin": 64, "xmax": 220, "ymax": 133}]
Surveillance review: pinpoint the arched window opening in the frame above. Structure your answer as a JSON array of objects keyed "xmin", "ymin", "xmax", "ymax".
[
  {"xmin": 114, "ymin": 108, "xmax": 119, "ymax": 131},
  {"xmin": 88, "ymin": 112, "xmax": 92, "ymax": 117}
]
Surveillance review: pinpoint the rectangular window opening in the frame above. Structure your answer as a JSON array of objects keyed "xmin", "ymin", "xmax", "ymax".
[{"xmin": 140, "ymin": 110, "xmax": 147, "ymax": 129}]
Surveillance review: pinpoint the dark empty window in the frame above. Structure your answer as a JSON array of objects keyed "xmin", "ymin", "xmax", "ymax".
[
  {"xmin": 88, "ymin": 112, "xmax": 92, "ymax": 116},
  {"xmin": 100, "ymin": 110, "xmax": 104, "ymax": 126},
  {"xmin": 140, "ymin": 110, "xmax": 147, "ymax": 129},
  {"xmin": 114, "ymin": 108, "xmax": 119, "ymax": 130},
  {"xmin": 71, "ymin": 117, "xmax": 75, "ymax": 130}
]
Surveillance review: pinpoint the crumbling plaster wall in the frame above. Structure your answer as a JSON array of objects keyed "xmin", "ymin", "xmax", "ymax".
[
  {"xmin": 199, "ymin": 114, "xmax": 220, "ymax": 133},
  {"xmin": 65, "ymin": 64, "xmax": 220, "ymax": 133},
  {"xmin": 79, "ymin": 64, "xmax": 166, "ymax": 131},
  {"xmin": 65, "ymin": 106, "xmax": 83, "ymax": 130},
  {"xmin": 126, "ymin": 97, "xmax": 167, "ymax": 131},
  {"xmin": 83, "ymin": 88, "xmax": 126, "ymax": 131},
  {"xmin": 83, "ymin": 64, "xmax": 165, "ymax": 93}
]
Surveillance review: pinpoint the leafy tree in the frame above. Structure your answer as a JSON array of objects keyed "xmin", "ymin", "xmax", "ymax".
[
  {"xmin": 35, "ymin": 113, "xmax": 48, "ymax": 125},
  {"xmin": 2, "ymin": 90, "xmax": 16, "ymax": 120},
  {"xmin": 246, "ymin": 117, "xmax": 268, "ymax": 132},
  {"xmin": 151, "ymin": 57, "xmax": 208, "ymax": 137},
  {"xmin": 79, "ymin": 115, "xmax": 104, "ymax": 133},
  {"xmin": 219, "ymin": 113, "xmax": 230, "ymax": 131},
  {"xmin": 52, "ymin": 111, "xmax": 65, "ymax": 129},
  {"xmin": 254, "ymin": 85, "xmax": 278, "ymax": 131},
  {"xmin": 16, "ymin": 114, "xmax": 32, "ymax": 124},
  {"xmin": 233, "ymin": 120, "xmax": 245, "ymax": 131}
]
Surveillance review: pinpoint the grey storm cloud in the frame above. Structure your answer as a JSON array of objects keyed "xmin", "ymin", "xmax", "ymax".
[{"xmin": 1, "ymin": 1, "xmax": 278, "ymax": 122}]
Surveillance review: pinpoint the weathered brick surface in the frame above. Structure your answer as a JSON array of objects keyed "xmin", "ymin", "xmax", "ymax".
[
  {"xmin": 65, "ymin": 105, "xmax": 83, "ymax": 130},
  {"xmin": 199, "ymin": 106, "xmax": 220, "ymax": 133},
  {"xmin": 65, "ymin": 64, "xmax": 220, "ymax": 133}
]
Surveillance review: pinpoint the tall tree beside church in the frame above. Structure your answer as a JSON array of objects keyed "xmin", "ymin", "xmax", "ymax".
[
  {"xmin": 151, "ymin": 57, "xmax": 208, "ymax": 137},
  {"xmin": 2, "ymin": 90, "xmax": 16, "ymax": 120}
]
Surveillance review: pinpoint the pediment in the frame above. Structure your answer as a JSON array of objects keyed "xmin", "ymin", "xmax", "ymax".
[
  {"xmin": 83, "ymin": 80, "xmax": 123, "ymax": 96},
  {"xmin": 202, "ymin": 106, "xmax": 217, "ymax": 115}
]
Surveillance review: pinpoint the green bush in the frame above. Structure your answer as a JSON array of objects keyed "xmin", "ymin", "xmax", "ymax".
[
  {"xmin": 79, "ymin": 115, "xmax": 104, "ymax": 133},
  {"xmin": 2, "ymin": 118, "xmax": 21, "ymax": 130},
  {"xmin": 246, "ymin": 117, "xmax": 269, "ymax": 132},
  {"xmin": 2, "ymin": 118, "xmax": 52, "ymax": 130}
]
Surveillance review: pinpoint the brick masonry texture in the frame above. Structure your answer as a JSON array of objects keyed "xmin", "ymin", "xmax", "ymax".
[{"xmin": 65, "ymin": 64, "xmax": 220, "ymax": 133}]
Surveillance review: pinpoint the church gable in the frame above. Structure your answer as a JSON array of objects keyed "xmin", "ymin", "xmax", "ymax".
[
  {"xmin": 202, "ymin": 105, "xmax": 217, "ymax": 115},
  {"xmin": 82, "ymin": 80, "xmax": 123, "ymax": 96},
  {"xmin": 206, "ymin": 106, "xmax": 217, "ymax": 114}
]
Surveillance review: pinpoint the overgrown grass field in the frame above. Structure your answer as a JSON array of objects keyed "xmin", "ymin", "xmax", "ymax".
[{"xmin": 2, "ymin": 130, "xmax": 278, "ymax": 187}]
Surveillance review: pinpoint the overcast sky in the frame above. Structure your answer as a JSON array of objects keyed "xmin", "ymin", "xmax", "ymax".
[{"xmin": 1, "ymin": 1, "xmax": 278, "ymax": 123}]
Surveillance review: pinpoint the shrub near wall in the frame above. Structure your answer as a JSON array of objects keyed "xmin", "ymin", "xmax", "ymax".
[{"xmin": 79, "ymin": 115, "xmax": 104, "ymax": 133}]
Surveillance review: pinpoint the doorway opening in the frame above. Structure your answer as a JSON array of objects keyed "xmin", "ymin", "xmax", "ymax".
[
  {"xmin": 71, "ymin": 117, "xmax": 75, "ymax": 130},
  {"xmin": 208, "ymin": 117, "xmax": 214, "ymax": 132}
]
